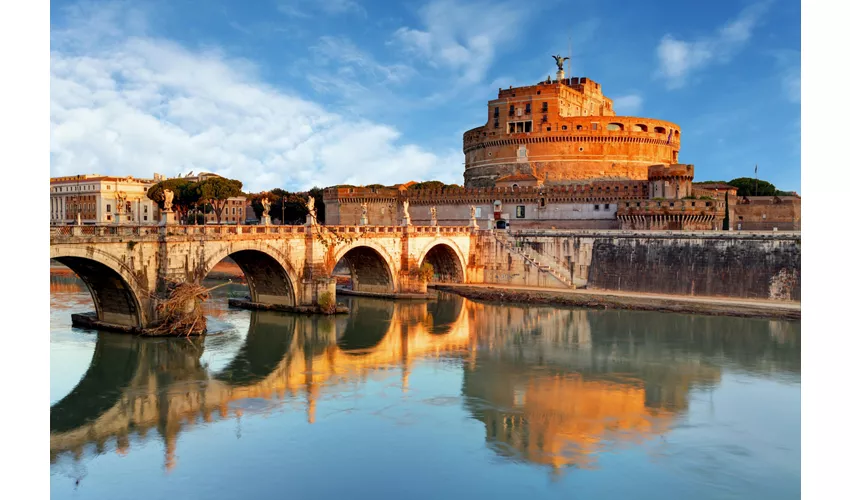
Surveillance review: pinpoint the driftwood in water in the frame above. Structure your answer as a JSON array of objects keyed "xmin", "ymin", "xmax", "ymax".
[{"xmin": 148, "ymin": 280, "xmax": 231, "ymax": 336}]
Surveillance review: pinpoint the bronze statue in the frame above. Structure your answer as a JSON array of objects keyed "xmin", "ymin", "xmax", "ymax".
[{"xmin": 552, "ymin": 54, "xmax": 568, "ymax": 71}]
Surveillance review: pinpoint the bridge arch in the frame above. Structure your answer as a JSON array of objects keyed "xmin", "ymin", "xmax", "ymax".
[
  {"xmin": 333, "ymin": 242, "xmax": 397, "ymax": 295},
  {"xmin": 203, "ymin": 241, "xmax": 300, "ymax": 308},
  {"xmin": 418, "ymin": 240, "xmax": 467, "ymax": 284},
  {"xmin": 50, "ymin": 245, "xmax": 148, "ymax": 328}
]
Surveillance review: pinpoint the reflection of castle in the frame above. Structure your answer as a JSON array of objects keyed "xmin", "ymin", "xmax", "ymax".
[
  {"xmin": 460, "ymin": 307, "xmax": 801, "ymax": 473},
  {"xmin": 50, "ymin": 292, "xmax": 799, "ymax": 474}
]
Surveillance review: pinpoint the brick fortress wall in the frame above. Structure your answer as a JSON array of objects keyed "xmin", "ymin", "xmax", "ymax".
[{"xmin": 463, "ymin": 77, "xmax": 681, "ymax": 188}]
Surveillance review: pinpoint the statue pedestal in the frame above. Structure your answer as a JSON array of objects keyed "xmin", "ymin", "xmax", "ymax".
[
  {"xmin": 401, "ymin": 217, "xmax": 411, "ymax": 227},
  {"xmin": 430, "ymin": 219, "xmax": 438, "ymax": 227},
  {"xmin": 556, "ymin": 69, "xmax": 565, "ymax": 81},
  {"xmin": 359, "ymin": 216, "xmax": 369, "ymax": 226},
  {"xmin": 305, "ymin": 214, "xmax": 316, "ymax": 227},
  {"xmin": 486, "ymin": 215, "xmax": 494, "ymax": 230},
  {"xmin": 160, "ymin": 210, "xmax": 177, "ymax": 226},
  {"xmin": 469, "ymin": 218, "xmax": 479, "ymax": 229},
  {"xmin": 113, "ymin": 213, "xmax": 125, "ymax": 225},
  {"xmin": 261, "ymin": 215, "xmax": 271, "ymax": 226}
]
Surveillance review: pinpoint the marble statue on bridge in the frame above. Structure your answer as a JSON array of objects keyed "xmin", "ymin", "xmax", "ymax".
[{"xmin": 162, "ymin": 189, "xmax": 174, "ymax": 212}]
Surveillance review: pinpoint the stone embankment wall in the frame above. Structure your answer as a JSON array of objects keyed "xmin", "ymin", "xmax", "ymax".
[{"xmin": 474, "ymin": 231, "xmax": 801, "ymax": 301}]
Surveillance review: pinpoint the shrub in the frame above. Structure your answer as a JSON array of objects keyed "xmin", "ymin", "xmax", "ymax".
[{"xmin": 318, "ymin": 291, "xmax": 336, "ymax": 314}]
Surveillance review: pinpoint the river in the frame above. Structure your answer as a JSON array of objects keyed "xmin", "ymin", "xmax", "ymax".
[{"xmin": 49, "ymin": 271, "xmax": 801, "ymax": 499}]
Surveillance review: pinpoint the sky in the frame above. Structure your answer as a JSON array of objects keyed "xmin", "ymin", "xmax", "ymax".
[{"xmin": 49, "ymin": 0, "xmax": 801, "ymax": 193}]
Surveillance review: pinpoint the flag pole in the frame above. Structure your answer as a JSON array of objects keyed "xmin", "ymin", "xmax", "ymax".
[{"xmin": 755, "ymin": 164, "xmax": 758, "ymax": 196}]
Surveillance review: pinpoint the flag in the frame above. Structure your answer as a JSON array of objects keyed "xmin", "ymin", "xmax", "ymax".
[
  {"xmin": 666, "ymin": 130, "xmax": 672, "ymax": 144},
  {"xmin": 755, "ymin": 164, "xmax": 758, "ymax": 175}
]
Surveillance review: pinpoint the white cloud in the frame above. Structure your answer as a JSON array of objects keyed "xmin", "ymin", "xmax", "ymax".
[
  {"xmin": 611, "ymin": 94, "xmax": 643, "ymax": 115},
  {"xmin": 391, "ymin": 0, "xmax": 527, "ymax": 86},
  {"xmin": 309, "ymin": 36, "xmax": 414, "ymax": 86},
  {"xmin": 656, "ymin": 1, "xmax": 771, "ymax": 89},
  {"xmin": 771, "ymin": 49, "xmax": 800, "ymax": 103},
  {"xmin": 50, "ymin": 5, "xmax": 462, "ymax": 192}
]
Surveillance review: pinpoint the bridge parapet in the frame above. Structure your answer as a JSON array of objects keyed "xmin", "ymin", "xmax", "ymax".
[{"xmin": 49, "ymin": 223, "xmax": 477, "ymax": 333}]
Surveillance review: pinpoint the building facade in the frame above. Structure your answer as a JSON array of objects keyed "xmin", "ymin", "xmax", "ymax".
[
  {"xmin": 462, "ymin": 76, "xmax": 681, "ymax": 188},
  {"xmin": 50, "ymin": 174, "xmax": 163, "ymax": 225},
  {"xmin": 324, "ymin": 61, "xmax": 799, "ymax": 232}
]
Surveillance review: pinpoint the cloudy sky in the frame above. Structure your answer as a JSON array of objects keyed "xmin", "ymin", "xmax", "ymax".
[{"xmin": 50, "ymin": 0, "xmax": 801, "ymax": 193}]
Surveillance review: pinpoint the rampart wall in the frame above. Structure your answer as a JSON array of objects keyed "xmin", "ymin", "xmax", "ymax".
[{"xmin": 472, "ymin": 231, "xmax": 801, "ymax": 301}]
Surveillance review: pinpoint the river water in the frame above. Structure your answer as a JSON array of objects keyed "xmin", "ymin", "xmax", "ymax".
[{"xmin": 49, "ymin": 271, "xmax": 801, "ymax": 499}]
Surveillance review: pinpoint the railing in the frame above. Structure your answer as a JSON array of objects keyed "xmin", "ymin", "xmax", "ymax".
[{"xmin": 50, "ymin": 223, "xmax": 479, "ymax": 239}]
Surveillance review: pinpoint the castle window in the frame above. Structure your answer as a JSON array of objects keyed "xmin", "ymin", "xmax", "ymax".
[
  {"xmin": 509, "ymin": 123, "xmax": 516, "ymax": 134},
  {"xmin": 607, "ymin": 123, "xmax": 624, "ymax": 131},
  {"xmin": 509, "ymin": 105, "xmax": 515, "ymax": 116},
  {"xmin": 604, "ymin": 203, "xmax": 610, "ymax": 210},
  {"xmin": 494, "ymin": 120, "xmax": 499, "ymax": 129},
  {"xmin": 633, "ymin": 124, "xmax": 648, "ymax": 132},
  {"xmin": 512, "ymin": 184, "xmax": 519, "ymax": 189},
  {"xmin": 494, "ymin": 107, "xmax": 500, "ymax": 117},
  {"xmin": 654, "ymin": 126, "xmax": 666, "ymax": 134},
  {"xmin": 592, "ymin": 122, "xmax": 599, "ymax": 131},
  {"xmin": 546, "ymin": 127, "xmax": 551, "ymax": 131},
  {"xmin": 525, "ymin": 121, "xmax": 533, "ymax": 132},
  {"xmin": 594, "ymin": 204, "xmax": 600, "ymax": 211},
  {"xmin": 525, "ymin": 103, "xmax": 531, "ymax": 114},
  {"xmin": 516, "ymin": 206, "xmax": 525, "ymax": 218},
  {"xmin": 576, "ymin": 125, "xmax": 583, "ymax": 131},
  {"xmin": 542, "ymin": 102, "xmax": 548, "ymax": 112},
  {"xmin": 691, "ymin": 202, "xmax": 696, "ymax": 207},
  {"xmin": 561, "ymin": 125, "xmax": 567, "ymax": 131},
  {"xmin": 669, "ymin": 202, "xmax": 674, "ymax": 207},
  {"xmin": 106, "ymin": 204, "xmax": 111, "ymax": 213}
]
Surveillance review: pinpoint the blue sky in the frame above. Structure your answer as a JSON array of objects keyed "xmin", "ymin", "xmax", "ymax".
[{"xmin": 49, "ymin": 0, "xmax": 801, "ymax": 193}]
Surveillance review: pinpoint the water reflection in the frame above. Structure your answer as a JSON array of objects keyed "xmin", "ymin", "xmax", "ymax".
[
  {"xmin": 50, "ymin": 278, "xmax": 800, "ymax": 484},
  {"xmin": 50, "ymin": 293, "xmax": 472, "ymax": 471}
]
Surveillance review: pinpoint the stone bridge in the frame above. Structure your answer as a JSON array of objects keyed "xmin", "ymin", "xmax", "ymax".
[{"xmin": 49, "ymin": 224, "xmax": 476, "ymax": 331}]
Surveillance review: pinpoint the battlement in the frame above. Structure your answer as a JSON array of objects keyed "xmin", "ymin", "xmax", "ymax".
[{"xmin": 648, "ymin": 164, "xmax": 694, "ymax": 180}]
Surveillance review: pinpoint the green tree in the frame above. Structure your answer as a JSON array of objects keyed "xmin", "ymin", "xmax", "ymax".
[
  {"xmin": 146, "ymin": 179, "xmax": 200, "ymax": 223},
  {"xmin": 727, "ymin": 177, "xmax": 777, "ymax": 197},
  {"xmin": 198, "ymin": 177, "xmax": 243, "ymax": 223}
]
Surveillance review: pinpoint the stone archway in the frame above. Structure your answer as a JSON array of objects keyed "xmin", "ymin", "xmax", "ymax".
[
  {"xmin": 420, "ymin": 242, "xmax": 466, "ymax": 283},
  {"xmin": 333, "ymin": 245, "xmax": 396, "ymax": 295},
  {"xmin": 50, "ymin": 252, "xmax": 146, "ymax": 328},
  {"xmin": 204, "ymin": 247, "xmax": 298, "ymax": 308}
]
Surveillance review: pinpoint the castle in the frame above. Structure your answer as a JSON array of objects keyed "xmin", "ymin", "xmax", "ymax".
[{"xmin": 322, "ymin": 58, "xmax": 799, "ymax": 231}]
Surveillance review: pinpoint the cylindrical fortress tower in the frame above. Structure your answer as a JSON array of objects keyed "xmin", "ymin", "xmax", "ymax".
[{"xmin": 462, "ymin": 75, "xmax": 682, "ymax": 188}]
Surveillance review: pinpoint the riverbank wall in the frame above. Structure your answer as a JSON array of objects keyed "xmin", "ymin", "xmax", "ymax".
[
  {"xmin": 432, "ymin": 284, "xmax": 800, "ymax": 320},
  {"xmin": 470, "ymin": 231, "xmax": 801, "ymax": 302}
]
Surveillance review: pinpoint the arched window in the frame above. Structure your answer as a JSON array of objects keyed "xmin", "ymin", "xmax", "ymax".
[
  {"xmin": 654, "ymin": 126, "xmax": 666, "ymax": 134},
  {"xmin": 632, "ymin": 124, "xmax": 648, "ymax": 132},
  {"xmin": 607, "ymin": 123, "xmax": 624, "ymax": 131}
]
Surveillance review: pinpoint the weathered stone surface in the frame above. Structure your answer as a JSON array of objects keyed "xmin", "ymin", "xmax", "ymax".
[{"xmin": 50, "ymin": 225, "xmax": 474, "ymax": 330}]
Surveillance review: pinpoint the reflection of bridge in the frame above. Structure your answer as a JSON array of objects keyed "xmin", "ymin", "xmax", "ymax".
[
  {"xmin": 50, "ymin": 291, "xmax": 799, "ymax": 474},
  {"xmin": 50, "ymin": 296, "xmax": 473, "ymax": 470},
  {"xmin": 49, "ymin": 224, "xmax": 474, "ymax": 330}
]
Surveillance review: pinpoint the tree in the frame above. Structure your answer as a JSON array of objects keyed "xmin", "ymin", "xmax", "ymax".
[
  {"xmin": 727, "ymin": 177, "xmax": 777, "ymax": 197},
  {"xmin": 147, "ymin": 179, "xmax": 199, "ymax": 223},
  {"xmin": 198, "ymin": 177, "xmax": 243, "ymax": 223}
]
